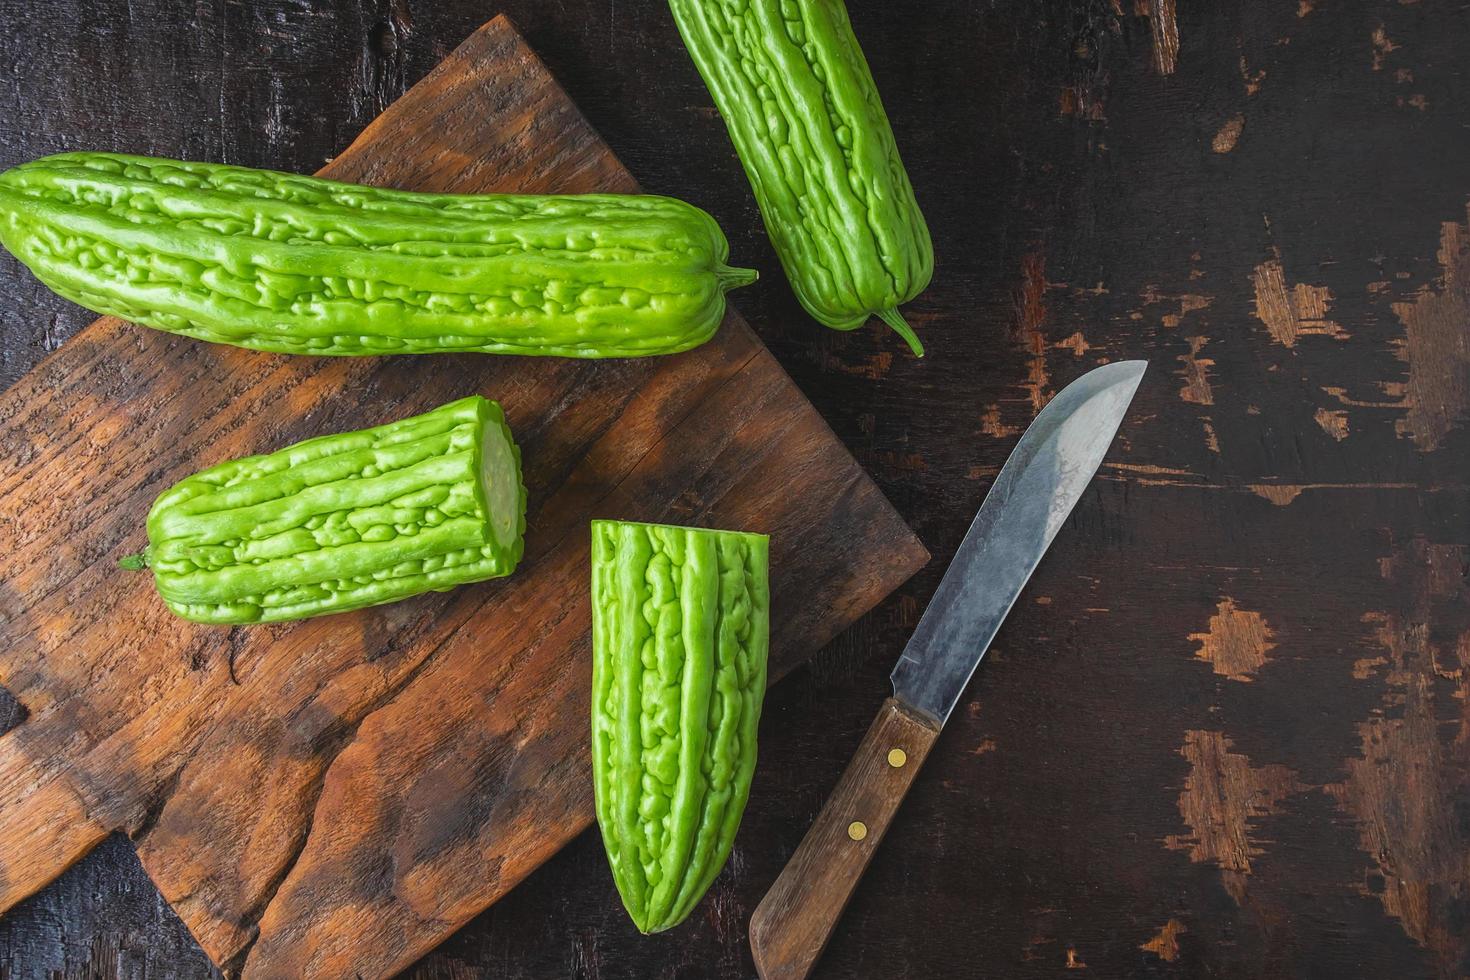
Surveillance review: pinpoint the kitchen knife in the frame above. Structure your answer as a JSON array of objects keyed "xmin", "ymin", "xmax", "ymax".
[{"xmin": 748, "ymin": 360, "xmax": 1147, "ymax": 980}]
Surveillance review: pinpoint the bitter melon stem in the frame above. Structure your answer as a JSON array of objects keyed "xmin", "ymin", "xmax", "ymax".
[
  {"xmin": 878, "ymin": 307, "xmax": 925, "ymax": 357},
  {"xmin": 118, "ymin": 552, "xmax": 150, "ymax": 571},
  {"xmin": 716, "ymin": 264, "xmax": 759, "ymax": 291}
]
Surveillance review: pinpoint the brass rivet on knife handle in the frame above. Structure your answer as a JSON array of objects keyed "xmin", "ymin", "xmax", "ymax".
[{"xmin": 749, "ymin": 698, "xmax": 941, "ymax": 980}]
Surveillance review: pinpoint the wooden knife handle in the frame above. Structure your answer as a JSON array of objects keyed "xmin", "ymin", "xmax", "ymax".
[{"xmin": 749, "ymin": 696, "xmax": 941, "ymax": 980}]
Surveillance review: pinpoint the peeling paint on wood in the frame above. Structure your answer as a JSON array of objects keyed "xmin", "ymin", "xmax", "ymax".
[
  {"xmin": 1239, "ymin": 56, "xmax": 1266, "ymax": 96},
  {"xmin": 1140, "ymin": 919, "xmax": 1186, "ymax": 961},
  {"xmin": 1055, "ymin": 331, "xmax": 1091, "ymax": 356},
  {"xmin": 1212, "ymin": 114, "xmax": 1245, "ymax": 153},
  {"xmin": 1164, "ymin": 731, "xmax": 1303, "ymax": 903},
  {"xmin": 981, "ymin": 405, "xmax": 1020, "ymax": 438},
  {"xmin": 1390, "ymin": 204, "xmax": 1470, "ymax": 451},
  {"xmin": 1014, "ymin": 251, "xmax": 1052, "ymax": 413},
  {"xmin": 1314, "ymin": 407, "xmax": 1350, "ymax": 440},
  {"xmin": 1148, "ymin": 0, "xmax": 1180, "ymax": 75},
  {"xmin": 1246, "ymin": 482, "xmax": 1419, "ymax": 505},
  {"xmin": 1139, "ymin": 286, "xmax": 1212, "ymax": 329},
  {"xmin": 1164, "ymin": 295, "xmax": 1211, "ymax": 328},
  {"xmin": 1326, "ymin": 538, "xmax": 1470, "ymax": 977},
  {"xmin": 1251, "ymin": 259, "xmax": 1346, "ymax": 347},
  {"xmin": 1377, "ymin": 539, "xmax": 1466, "ymax": 598},
  {"xmin": 1189, "ymin": 599, "xmax": 1275, "ymax": 681},
  {"xmin": 1059, "ymin": 86, "xmax": 1107, "ymax": 122},
  {"xmin": 1372, "ymin": 25, "xmax": 1400, "ymax": 71},
  {"xmin": 1351, "ymin": 653, "xmax": 1388, "ymax": 680},
  {"xmin": 1179, "ymin": 336, "xmax": 1216, "ymax": 405},
  {"xmin": 1324, "ymin": 385, "xmax": 1398, "ymax": 409},
  {"xmin": 1248, "ymin": 484, "xmax": 1306, "ymax": 506},
  {"xmin": 1202, "ymin": 420, "xmax": 1221, "ymax": 453}
]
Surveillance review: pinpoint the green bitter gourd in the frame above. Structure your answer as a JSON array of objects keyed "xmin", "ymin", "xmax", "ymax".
[
  {"xmin": 590, "ymin": 519, "xmax": 771, "ymax": 933},
  {"xmin": 669, "ymin": 0, "xmax": 934, "ymax": 354},
  {"xmin": 122, "ymin": 395, "xmax": 525, "ymax": 624},
  {"xmin": 0, "ymin": 152, "xmax": 757, "ymax": 358}
]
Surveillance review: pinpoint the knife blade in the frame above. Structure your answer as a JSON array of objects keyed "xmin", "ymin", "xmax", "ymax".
[
  {"xmin": 891, "ymin": 358, "xmax": 1148, "ymax": 726},
  {"xmin": 749, "ymin": 361, "xmax": 1147, "ymax": 980}
]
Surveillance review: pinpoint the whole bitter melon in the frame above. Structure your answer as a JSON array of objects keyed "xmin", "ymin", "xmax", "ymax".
[
  {"xmin": 122, "ymin": 396, "xmax": 525, "ymax": 624},
  {"xmin": 0, "ymin": 153, "xmax": 756, "ymax": 358},
  {"xmin": 669, "ymin": 0, "xmax": 934, "ymax": 354},
  {"xmin": 590, "ymin": 520, "xmax": 770, "ymax": 933}
]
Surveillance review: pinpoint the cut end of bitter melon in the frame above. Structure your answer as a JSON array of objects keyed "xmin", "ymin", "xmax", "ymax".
[
  {"xmin": 479, "ymin": 417, "xmax": 520, "ymax": 549},
  {"xmin": 878, "ymin": 307, "xmax": 925, "ymax": 357},
  {"xmin": 143, "ymin": 395, "xmax": 525, "ymax": 624}
]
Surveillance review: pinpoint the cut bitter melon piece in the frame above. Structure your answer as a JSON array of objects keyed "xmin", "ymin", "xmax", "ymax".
[
  {"xmin": 590, "ymin": 519, "xmax": 771, "ymax": 933},
  {"xmin": 124, "ymin": 395, "xmax": 526, "ymax": 624}
]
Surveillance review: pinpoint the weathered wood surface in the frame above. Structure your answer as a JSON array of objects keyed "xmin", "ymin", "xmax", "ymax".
[
  {"xmin": 0, "ymin": 14, "xmax": 927, "ymax": 980},
  {"xmin": 1, "ymin": 1, "xmax": 1468, "ymax": 978}
]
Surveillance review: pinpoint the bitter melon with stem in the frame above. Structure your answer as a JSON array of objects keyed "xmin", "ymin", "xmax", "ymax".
[
  {"xmin": 121, "ymin": 395, "xmax": 525, "ymax": 625},
  {"xmin": 590, "ymin": 520, "xmax": 770, "ymax": 933},
  {"xmin": 0, "ymin": 152, "xmax": 756, "ymax": 358},
  {"xmin": 669, "ymin": 0, "xmax": 934, "ymax": 355}
]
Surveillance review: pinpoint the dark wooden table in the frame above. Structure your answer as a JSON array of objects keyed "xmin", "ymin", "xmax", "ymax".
[{"xmin": 1, "ymin": 2, "xmax": 1466, "ymax": 978}]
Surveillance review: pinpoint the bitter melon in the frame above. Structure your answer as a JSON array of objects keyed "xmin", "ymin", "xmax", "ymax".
[
  {"xmin": 669, "ymin": 0, "xmax": 933, "ymax": 354},
  {"xmin": 590, "ymin": 519, "xmax": 770, "ymax": 932},
  {"xmin": 0, "ymin": 152, "xmax": 756, "ymax": 358},
  {"xmin": 122, "ymin": 395, "xmax": 525, "ymax": 624}
]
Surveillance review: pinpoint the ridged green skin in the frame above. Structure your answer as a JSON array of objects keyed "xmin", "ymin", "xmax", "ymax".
[
  {"xmin": 131, "ymin": 396, "xmax": 526, "ymax": 625},
  {"xmin": 590, "ymin": 520, "xmax": 770, "ymax": 933},
  {"xmin": 669, "ymin": 0, "xmax": 934, "ymax": 354},
  {"xmin": 0, "ymin": 153, "xmax": 757, "ymax": 358}
]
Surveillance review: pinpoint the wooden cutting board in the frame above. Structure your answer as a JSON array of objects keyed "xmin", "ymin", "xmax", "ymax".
[{"xmin": 0, "ymin": 15, "xmax": 926, "ymax": 979}]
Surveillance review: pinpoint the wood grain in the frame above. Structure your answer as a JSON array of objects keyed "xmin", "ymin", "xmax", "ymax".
[
  {"xmin": 749, "ymin": 697, "xmax": 939, "ymax": 980},
  {"xmin": 0, "ymin": 16, "xmax": 926, "ymax": 979}
]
